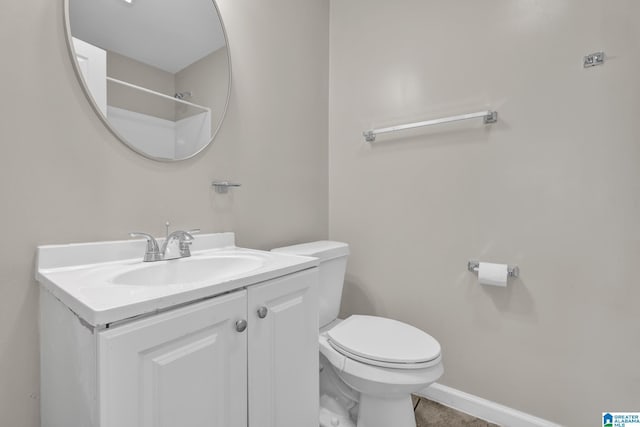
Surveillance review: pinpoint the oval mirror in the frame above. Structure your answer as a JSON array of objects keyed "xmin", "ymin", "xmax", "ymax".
[{"xmin": 64, "ymin": 0, "xmax": 231, "ymax": 161}]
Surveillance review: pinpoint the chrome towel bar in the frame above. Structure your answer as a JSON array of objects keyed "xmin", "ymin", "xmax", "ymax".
[{"xmin": 363, "ymin": 110, "xmax": 498, "ymax": 142}]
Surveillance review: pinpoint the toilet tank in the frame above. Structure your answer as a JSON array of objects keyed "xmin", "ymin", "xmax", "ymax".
[{"xmin": 271, "ymin": 241, "xmax": 349, "ymax": 328}]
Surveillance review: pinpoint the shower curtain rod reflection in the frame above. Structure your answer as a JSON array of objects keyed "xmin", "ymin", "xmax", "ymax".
[
  {"xmin": 106, "ymin": 77, "xmax": 211, "ymax": 112},
  {"xmin": 363, "ymin": 110, "xmax": 498, "ymax": 142}
]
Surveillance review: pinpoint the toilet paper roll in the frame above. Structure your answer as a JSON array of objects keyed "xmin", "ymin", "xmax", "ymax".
[{"xmin": 478, "ymin": 262, "xmax": 508, "ymax": 287}]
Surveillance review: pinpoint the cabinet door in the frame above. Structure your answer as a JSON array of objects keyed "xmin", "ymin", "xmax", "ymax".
[
  {"xmin": 248, "ymin": 269, "xmax": 319, "ymax": 427},
  {"xmin": 98, "ymin": 290, "xmax": 248, "ymax": 427}
]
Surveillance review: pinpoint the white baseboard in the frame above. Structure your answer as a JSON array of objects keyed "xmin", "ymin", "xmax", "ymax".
[{"xmin": 416, "ymin": 383, "xmax": 563, "ymax": 427}]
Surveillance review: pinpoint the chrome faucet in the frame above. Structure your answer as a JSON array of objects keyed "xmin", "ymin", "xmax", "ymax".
[{"xmin": 129, "ymin": 229, "xmax": 199, "ymax": 262}]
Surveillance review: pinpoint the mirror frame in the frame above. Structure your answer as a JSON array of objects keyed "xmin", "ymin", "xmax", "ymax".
[{"xmin": 63, "ymin": 0, "xmax": 232, "ymax": 162}]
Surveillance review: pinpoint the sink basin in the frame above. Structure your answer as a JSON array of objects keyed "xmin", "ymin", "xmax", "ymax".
[{"xmin": 111, "ymin": 254, "xmax": 265, "ymax": 286}]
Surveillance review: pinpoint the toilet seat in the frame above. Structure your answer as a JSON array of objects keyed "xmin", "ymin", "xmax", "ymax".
[
  {"xmin": 318, "ymin": 333, "xmax": 443, "ymax": 392},
  {"xmin": 326, "ymin": 315, "xmax": 441, "ymax": 370}
]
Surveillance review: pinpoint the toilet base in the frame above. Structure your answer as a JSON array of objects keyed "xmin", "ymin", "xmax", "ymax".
[{"xmin": 356, "ymin": 394, "xmax": 416, "ymax": 427}]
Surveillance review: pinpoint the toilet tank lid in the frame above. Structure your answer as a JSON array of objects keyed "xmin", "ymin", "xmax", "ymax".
[{"xmin": 271, "ymin": 241, "xmax": 349, "ymax": 261}]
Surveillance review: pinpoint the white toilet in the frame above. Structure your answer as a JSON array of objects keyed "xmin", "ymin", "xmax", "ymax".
[{"xmin": 272, "ymin": 241, "xmax": 443, "ymax": 427}]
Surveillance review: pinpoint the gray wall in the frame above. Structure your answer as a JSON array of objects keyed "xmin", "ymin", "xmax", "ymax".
[
  {"xmin": 329, "ymin": 1, "xmax": 640, "ymax": 426},
  {"xmin": 0, "ymin": 0, "xmax": 328, "ymax": 425}
]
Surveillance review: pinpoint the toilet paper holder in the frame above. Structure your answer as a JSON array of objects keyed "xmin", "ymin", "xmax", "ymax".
[{"xmin": 467, "ymin": 260, "xmax": 519, "ymax": 278}]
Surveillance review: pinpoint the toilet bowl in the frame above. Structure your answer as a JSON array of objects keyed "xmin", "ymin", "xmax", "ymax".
[
  {"xmin": 272, "ymin": 241, "xmax": 443, "ymax": 427},
  {"xmin": 320, "ymin": 316, "xmax": 443, "ymax": 427}
]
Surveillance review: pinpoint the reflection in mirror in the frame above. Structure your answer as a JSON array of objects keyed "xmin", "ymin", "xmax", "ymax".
[{"xmin": 65, "ymin": 0, "xmax": 231, "ymax": 161}]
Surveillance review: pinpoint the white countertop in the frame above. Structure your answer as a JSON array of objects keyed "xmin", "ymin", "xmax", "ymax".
[{"xmin": 36, "ymin": 233, "xmax": 318, "ymax": 326}]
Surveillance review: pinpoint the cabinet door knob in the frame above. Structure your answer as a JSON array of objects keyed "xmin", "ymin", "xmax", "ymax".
[
  {"xmin": 235, "ymin": 319, "xmax": 248, "ymax": 332},
  {"xmin": 257, "ymin": 306, "xmax": 268, "ymax": 319}
]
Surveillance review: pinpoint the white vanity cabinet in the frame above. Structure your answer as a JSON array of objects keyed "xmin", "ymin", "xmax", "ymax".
[{"xmin": 40, "ymin": 267, "xmax": 318, "ymax": 427}]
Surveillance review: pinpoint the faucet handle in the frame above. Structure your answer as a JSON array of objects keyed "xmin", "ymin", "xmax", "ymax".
[
  {"xmin": 178, "ymin": 231, "xmax": 196, "ymax": 257},
  {"xmin": 129, "ymin": 232, "xmax": 157, "ymax": 245},
  {"xmin": 129, "ymin": 232, "xmax": 162, "ymax": 262},
  {"xmin": 171, "ymin": 230, "xmax": 195, "ymax": 241}
]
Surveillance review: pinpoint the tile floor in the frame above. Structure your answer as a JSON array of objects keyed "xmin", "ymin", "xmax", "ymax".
[{"xmin": 412, "ymin": 396, "xmax": 500, "ymax": 427}]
